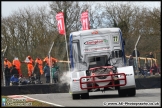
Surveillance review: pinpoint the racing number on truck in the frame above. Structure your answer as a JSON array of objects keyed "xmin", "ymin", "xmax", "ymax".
[{"xmin": 113, "ymin": 36, "xmax": 118, "ymax": 42}]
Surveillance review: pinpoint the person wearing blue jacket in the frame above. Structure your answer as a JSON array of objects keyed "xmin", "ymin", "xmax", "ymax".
[
  {"xmin": 10, "ymin": 74, "xmax": 19, "ymax": 85},
  {"xmin": 43, "ymin": 63, "xmax": 50, "ymax": 83}
]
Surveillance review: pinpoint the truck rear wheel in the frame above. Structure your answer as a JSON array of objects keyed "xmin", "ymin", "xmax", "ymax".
[
  {"xmin": 72, "ymin": 94, "xmax": 80, "ymax": 99},
  {"xmin": 118, "ymin": 89, "xmax": 127, "ymax": 97},
  {"xmin": 81, "ymin": 93, "xmax": 89, "ymax": 99},
  {"xmin": 127, "ymin": 88, "xmax": 136, "ymax": 96}
]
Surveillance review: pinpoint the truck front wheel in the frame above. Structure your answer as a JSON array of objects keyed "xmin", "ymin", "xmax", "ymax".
[
  {"xmin": 118, "ymin": 89, "xmax": 127, "ymax": 97},
  {"xmin": 72, "ymin": 94, "xmax": 80, "ymax": 99},
  {"xmin": 118, "ymin": 88, "xmax": 136, "ymax": 97},
  {"xmin": 127, "ymin": 88, "xmax": 136, "ymax": 96},
  {"xmin": 81, "ymin": 93, "xmax": 89, "ymax": 99}
]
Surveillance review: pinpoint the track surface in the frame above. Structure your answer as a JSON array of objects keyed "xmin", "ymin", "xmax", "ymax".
[{"xmin": 25, "ymin": 88, "xmax": 161, "ymax": 107}]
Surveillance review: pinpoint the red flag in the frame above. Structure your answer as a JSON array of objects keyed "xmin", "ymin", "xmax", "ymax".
[
  {"xmin": 56, "ymin": 12, "xmax": 65, "ymax": 35},
  {"xmin": 81, "ymin": 11, "xmax": 90, "ymax": 30}
]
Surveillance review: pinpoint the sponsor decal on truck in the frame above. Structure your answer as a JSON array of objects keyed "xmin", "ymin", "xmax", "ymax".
[{"xmin": 84, "ymin": 39, "xmax": 108, "ymax": 45}]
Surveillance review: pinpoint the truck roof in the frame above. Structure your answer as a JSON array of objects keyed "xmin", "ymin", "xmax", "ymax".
[{"xmin": 70, "ymin": 28, "xmax": 121, "ymax": 36}]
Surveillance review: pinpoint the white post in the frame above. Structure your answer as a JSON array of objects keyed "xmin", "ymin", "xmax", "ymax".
[
  {"xmin": 48, "ymin": 42, "xmax": 54, "ymax": 84},
  {"xmin": 135, "ymin": 47, "xmax": 138, "ymax": 71},
  {"xmin": 134, "ymin": 35, "xmax": 141, "ymax": 72},
  {"xmin": 2, "ymin": 46, "xmax": 7, "ymax": 86},
  {"xmin": 62, "ymin": 10, "xmax": 70, "ymax": 73}
]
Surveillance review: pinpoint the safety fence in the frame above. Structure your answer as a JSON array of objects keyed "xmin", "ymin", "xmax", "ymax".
[
  {"xmin": 125, "ymin": 56, "xmax": 158, "ymax": 67},
  {"xmin": 125, "ymin": 56, "xmax": 160, "ymax": 74}
]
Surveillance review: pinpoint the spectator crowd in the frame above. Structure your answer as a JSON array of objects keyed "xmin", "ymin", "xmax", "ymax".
[
  {"xmin": 2, "ymin": 51, "xmax": 160, "ymax": 86},
  {"xmin": 127, "ymin": 51, "xmax": 160, "ymax": 77},
  {"xmin": 3, "ymin": 55, "xmax": 60, "ymax": 86}
]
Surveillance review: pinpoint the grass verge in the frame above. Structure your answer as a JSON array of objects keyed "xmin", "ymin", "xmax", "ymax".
[{"xmin": 1, "ymin": 95, "xmax": 56, "ymax": 107}]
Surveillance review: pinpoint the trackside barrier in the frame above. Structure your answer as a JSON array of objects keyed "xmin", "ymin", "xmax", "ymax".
[
  {"xmin": 1, "ymin": 77, "xmax": 161, "ymax": 96},
  {"xmin": 135, "ymin": 77, "xmax": 161, "ymax": 89}
]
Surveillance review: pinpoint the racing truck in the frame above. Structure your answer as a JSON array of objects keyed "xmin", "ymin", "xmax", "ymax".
[{"xmin": 69, "ymin": 28, "xmax": 136, "ymax": 99}]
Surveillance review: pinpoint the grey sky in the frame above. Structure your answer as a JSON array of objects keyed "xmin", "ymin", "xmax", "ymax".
[
  {"xmin": 1, "ymin": 1, "xmax": 161, "ymax": 17},
  {"xmin": 1, "ymin": 1, "xmax": 50, "ymax": 17}
]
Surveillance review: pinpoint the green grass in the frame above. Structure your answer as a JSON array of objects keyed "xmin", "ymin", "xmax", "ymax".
[{"xmin": 1, "ymin": 96, "xmax": 55, "ymax": 107}]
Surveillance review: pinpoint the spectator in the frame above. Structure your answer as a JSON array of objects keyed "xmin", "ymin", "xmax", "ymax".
[
  {"xmin": 138, "ymin": 66, "xmax": 145, "ymax": 76},
  {"xmin": 33, "ymin": 63, "xmax": 41, "ymax": 81},
  {"xmin": 143, "ymin": 63, "xmax": 150, "ymax": 76},
  {"xmin": 43, "ymin": 63, "xmax": 50, "ymax": 83},
  {"xmin": 43, "ymin": 55, "xmax": 58, "ymax": 67},
  {"xmin": 12, "ymin": 57, "xmax": 22, "ymax": 77},
  {"xmin": 4, "ymin": 65, "xmax": 11, "ymax": 86},
  {"xmin": 127, "ymin": 55, "xmax": 135, "ymax": 71},
  {"xmin": 10, "ymin": 65, "xmax": 19, "ymax": 78},
  {"xmin": 148, "ymin": 52, "xmax": 154, "ymax": 58},
  {"xmin": 35, "ymin": 57, "xmax": 43, "ymax": 75},
  {"xmin": 23, "ymin": 56, "xmax": 34, "ymax": 77},
  {"xmin": 10, "ymin": 74, "xmax": 19, "ymax": 86},
  {"xmin": 29, "ymin": 75, "xmax": 37, "ymax": 84},
  {"xmin": 132, "ymin": 49, "xmax": 140, "ymax": 57},
  {"xmin": 4, "ymin": 58, "xmax": 12, "ymax": 69},
  {"xmin": 150, "ymin": 63, "xmax": 158, "ymax": 75},
  {"xmin": 52, "ymin": 62, "xmax": 59, "ymax": 83},
  {"xmin": 19, "ymin": 77, "xmax": 30, "ymax": 85},
  {"xmin": 144, "ymin": 63, "xmax": 150, "ymax": 71},
  {"xmin": 146, "ymin": 52, "xmax": 154, "ymax": 66}
]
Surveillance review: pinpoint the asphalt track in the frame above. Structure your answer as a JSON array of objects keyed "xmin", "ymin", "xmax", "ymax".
[{"xmin": 24, "ymin": 88, "xmax": 161, "ymax": 107}]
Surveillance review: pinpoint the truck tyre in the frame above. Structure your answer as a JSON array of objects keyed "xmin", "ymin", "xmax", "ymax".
[
  {"xmin": 118, "ymin": 89, "xmax": 127, "ymax": 97},
  {"xmin": 81, "ymin": 93, "xmax": 89, "ymax": 99},
  {"xmin": 127, "ymin": 88, "xmax": 136, "ymax": 96},
  {"xmin": 72, "ymin": 94, "xmax": 80, "ymax": 99}
]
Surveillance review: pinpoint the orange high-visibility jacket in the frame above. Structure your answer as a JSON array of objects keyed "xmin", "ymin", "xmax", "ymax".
[
  {"xmin": 4, "ymin": 60, "xmax": 12, "ymax": 68},
  {"xmin": 12, "ymin": 59, "xmax": 21, "ymax": 69},
  {"xmin": 25, "ymin": 59, "xmax": 34, "ymax": 73},
  {"xmin": 43, "ymin": 57, "xmax": 58, "ymax": 67},
  {"xmin": 35, "ymin": 58, "xmax": 43, "ymax": 74},
  {"xmin": 13, "ymin": 59, "xmax": 22, "ymax": 75}
]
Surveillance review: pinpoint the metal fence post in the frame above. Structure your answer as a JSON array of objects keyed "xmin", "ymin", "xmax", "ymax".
[
  {"xmin": 49, "ymin": 42, "xmax": 54, "ymax": 84},
  {"xmin": 2, "ymin": 46, "xmax": 7, "ymax": 86},
  {"xmin": 135, "ymin": 35, "xmax": 141, "ymax": 73}
]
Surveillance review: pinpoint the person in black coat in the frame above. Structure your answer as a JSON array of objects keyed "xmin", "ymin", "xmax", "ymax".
[
  {"xmin": 10, "ymin": 65, "xmax": 19, "ymax": 78},
  {"xmin": 4, "ymin": 65, "xmax": 11, "ymax": 86},
  {"xmin": 33, "ymin": 63, "xmax": 41, "ymax": 81},
  {"xmin": 132, "ymin": 49, "xmax": 140, "ymax": 57},
  {"xmin": 148, "ymin": 52, "xmax": 154, "ymax": 58},
  {"xmin": 127, "ymin": 55, "xmax": 135, "ymax": 71}
]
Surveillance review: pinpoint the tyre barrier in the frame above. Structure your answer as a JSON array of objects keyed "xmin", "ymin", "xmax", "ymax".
[
  {"xmin": 135, "ymin": 77, "xmax": 161, "ymax": 89},
  {"xmin": 1, "ymin": 77, "xmax": 160, "ymax": 96}
]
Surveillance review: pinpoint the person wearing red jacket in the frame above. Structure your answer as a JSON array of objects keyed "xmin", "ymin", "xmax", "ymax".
[
  {"xmin": 35, "ymin": 57, "xmax": 43, "ymax": 75},
  {"xmin": 12, "ymin": 57, "xmax": 22, "ymax": 77}
]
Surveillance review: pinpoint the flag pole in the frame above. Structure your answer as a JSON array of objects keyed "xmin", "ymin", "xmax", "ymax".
[{"xmin": 62, "ymin": 10, "xmax": 70, "ymax": 73}]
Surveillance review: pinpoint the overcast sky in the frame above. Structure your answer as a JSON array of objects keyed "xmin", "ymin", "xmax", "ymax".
[{"xmin": 1, "ymin": 1, "xmax": 161, "ymax": 17}]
